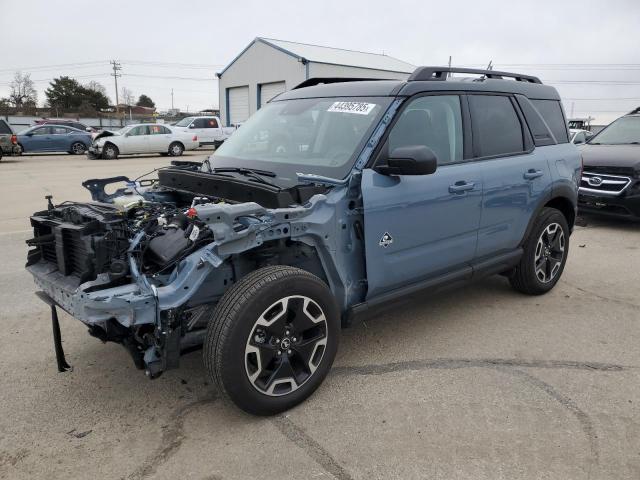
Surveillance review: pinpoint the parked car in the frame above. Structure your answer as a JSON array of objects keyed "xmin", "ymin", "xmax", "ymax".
[
  {"xmin": 34, "ymin": 118, "xmax": 95, "ymax": 133},
  {"xmin": 570, "ymin": 128, "xmax": 593, "ymax": 144},
  {"xmin": 25, "ymin": 67, "xmax": 580, "ymax": 415},
  {"xmin": 0, "ymin": 119, "xmax": 20, "ymax": 158},
  {"xmin": 172, "ymin": 116, "xmax": 235, "ymax": 148},
  {"xmin": 578, "ymin": 108, "xmax": 640, "ymax": 220},
  {"xmin": 87, "ymin": 124, "xmax": 199, "ymax": 160},
  {"xmin": 17, "ymin": 125, "xmax": 92, "ymax": 154}
]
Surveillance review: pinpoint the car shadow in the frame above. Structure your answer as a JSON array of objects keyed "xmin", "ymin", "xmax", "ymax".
[{"xmin": 577, "ymin": 213, "xmax": 640, "ymax": 231}]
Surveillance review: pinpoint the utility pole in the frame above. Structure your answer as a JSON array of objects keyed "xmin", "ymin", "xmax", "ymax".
[
  {"xmin": 171, "ymin": 88, "xmax": 174, "ymax": 110},
  {"xmin": 448, "ymin": 55, "xmax": 452, "ymax": 79},
  {"xmin": 110, "ymin": 60, "xmax": 122, "ymax": 114}
]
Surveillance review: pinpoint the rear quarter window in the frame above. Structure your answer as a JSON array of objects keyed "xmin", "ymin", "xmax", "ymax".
[{"xmin": 531, "ymin": 99, "xmax": 569, "ymax": 144}]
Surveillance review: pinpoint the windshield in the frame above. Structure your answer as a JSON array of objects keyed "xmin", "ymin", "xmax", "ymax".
[
  {"xmin": 212, "ymin": 97, "xmax": 391, "ymax": 181},
  {"xmin": 174, "ymin": 117, "xmax": 195, "ymax": 127},
  {"xmin": 589, "ymin": 116, "xmax": 640, "ymax": 145}
]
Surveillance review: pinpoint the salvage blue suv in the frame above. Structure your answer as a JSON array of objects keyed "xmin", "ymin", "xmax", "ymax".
[{"xmin": 26, "ymin": 67, "xmax": 581, "ymax": 415}]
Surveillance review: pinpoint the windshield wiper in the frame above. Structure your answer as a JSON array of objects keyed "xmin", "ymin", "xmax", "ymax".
[
  {"xmin": 212, "ymin": 167, "xmax": 277, "ymax": 177},
  {"xmin": 211, "ymin": 167, "xmax": 280, "ymax": 188}
]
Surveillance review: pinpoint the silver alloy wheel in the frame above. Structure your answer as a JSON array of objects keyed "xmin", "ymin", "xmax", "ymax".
[
  {"xmin": 534, "ymin": 222, "xmax": 565, "ymax": 283},
  {"xmin": 71, "ymin": 142, "xmax": 85, "ymax": 154},
  {"xmin": 170, "ymin": 143, "xmax": 183, "ymax": 155},
  {"xmin": 245, "ymin": 295, "xmax": 328, "ymax": 396}
]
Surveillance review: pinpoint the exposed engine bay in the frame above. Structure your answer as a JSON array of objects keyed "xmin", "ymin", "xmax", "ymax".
[{"xmin": 25, "ymin": 161, "xmax": 364, "ymax": 377}]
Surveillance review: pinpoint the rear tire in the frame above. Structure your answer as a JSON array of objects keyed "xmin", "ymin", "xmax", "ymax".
[
  {"xmin": 168, "ymin": 142, "xmax": 184, "ymax": 156},
  {"xmin": 102, "ymin": 143, "xmax": 118, "ymax": 160},
  {"xmin": 509, "ymin": 207, "xmax": 569, "ymax": 295},
  {"xmin": 204, "ymin": 266, "xmax": 340, "ymax": 415}
]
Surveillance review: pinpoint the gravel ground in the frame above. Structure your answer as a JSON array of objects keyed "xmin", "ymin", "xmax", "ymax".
[{"xmin": 0, "ymin": 152, "xmax": 638, "ymax": 480}]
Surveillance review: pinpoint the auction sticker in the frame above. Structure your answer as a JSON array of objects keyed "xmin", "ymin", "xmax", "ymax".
[{"xmin": 327, "ymin": 101, "xmax": 376, "ymax": 115}]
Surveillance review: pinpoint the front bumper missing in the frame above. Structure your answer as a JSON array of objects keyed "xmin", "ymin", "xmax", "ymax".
[{"xmin": 27, "ymin": 261, "xmax": 157, "ymax": 328}]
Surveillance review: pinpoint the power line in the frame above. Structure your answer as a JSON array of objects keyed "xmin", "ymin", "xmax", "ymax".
[
  {"xmin": 122, "ymin": 73, "xmax": 216, "ymax": 81},
  {"xmin": 0, "ymin": 61, "xmax": 107, "ymax": 73}
]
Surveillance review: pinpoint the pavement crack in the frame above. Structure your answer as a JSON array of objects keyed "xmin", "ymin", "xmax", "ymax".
[
  {"xmin": 332, "ymin": 357, "xmax": 628, "ymax": 377},
  {"xmin": 128, "ymin": 395, "xmax": 217, "ymax": 480},
  {"xmin": 508, "ymin": 369, "xmax": 600, "ymax": 479},
  {"xmin": 271, "ymin": 416, "xmax": 353, "ymax": 480},
  {"xmin": 563, "ymin": 280, "xmax": 640, "ymax": 309}
]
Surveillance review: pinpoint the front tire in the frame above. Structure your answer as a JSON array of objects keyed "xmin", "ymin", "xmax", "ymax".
[
  {"xmin": 168, "ymin": 142, "xmax": 184, "ymax": 156},
  {"xmin": 204, "ymin": 266, "xmax": 340, "ymax": 415},
  {"xmin": 101, "ymin": 143, "xmax": 119, "ymax": 160},
  {"xmin": 509, "ymin": 207, "xmax": 569, "ymax": 295}
]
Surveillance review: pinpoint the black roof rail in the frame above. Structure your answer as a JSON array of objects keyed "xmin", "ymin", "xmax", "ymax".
[
  {"xmin": 408, "ymin": 66, "xmax": 542, "ymax": 84},
  {"xmin": 293, "ymin": 77, "xmax": 389, "ymax": 89},
  {"xmin": 628, "ymin": 106, "xmax": 640, "ymax": 115}
]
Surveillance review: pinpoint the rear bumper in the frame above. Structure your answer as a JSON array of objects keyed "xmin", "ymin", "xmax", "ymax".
[{"xmin": 578, "ymin": 189, "xmax": 640, "ymax": 220}]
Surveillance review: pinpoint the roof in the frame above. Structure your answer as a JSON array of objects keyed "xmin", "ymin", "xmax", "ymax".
[
  {"xmin": 278, "ymin": 75, "xmax": 560, "ymax": 102},
  {"xmin": 218, "ymin": 37, "xmax": 415, "ymax": 76}
]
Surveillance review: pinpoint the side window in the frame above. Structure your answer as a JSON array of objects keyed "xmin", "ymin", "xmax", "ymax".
[
  {"xmin": 51, "ymin": 127, "xmax": 69, "ymax": 134},
  {"xmin": 388, "ymin": 95, "xmax": 463, "ymax": 165},
  {"xmin": 32, "ymin": 127, "xmax": 51, "ymax": 135},
  {"xmin": 149, "ymin": 125, "xmax": 169, "ymax": 135},
  {"xmin": 531, "ymin": 99, "xmax": 569, "ymax": 143},
  {"xmin": 193, "ymin": 118, "xmax": 209, "ymax": 128},
  {"xmin": 128, "ymin": 126, "xmax": 149, "ymax": 136},
  {"xmin": 469, "ymin": 95, "xmax": 524, "ymax": 157}
]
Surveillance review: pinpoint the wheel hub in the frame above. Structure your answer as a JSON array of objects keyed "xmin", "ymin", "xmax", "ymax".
[{"xmin": 244, "ymin": 296, "xmax": 328, "ymax": 396}]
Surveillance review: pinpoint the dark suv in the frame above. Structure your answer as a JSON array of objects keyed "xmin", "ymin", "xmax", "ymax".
[
  {"xmin": 26, "ymin": 67, "xmax": 581, "ymax": 414},
  {"xmin": 578, "ymin": 108, "xmax": 640, "ymax": 220}
]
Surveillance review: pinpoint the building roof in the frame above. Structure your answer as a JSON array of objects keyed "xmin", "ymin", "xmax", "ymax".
[{"xmin": 218, "ymin": 37, "xmax": 415, "ymax": 76}]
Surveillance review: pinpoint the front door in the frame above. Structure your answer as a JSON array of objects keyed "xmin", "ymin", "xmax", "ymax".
[
  {"xmin": 122, "ymin": 125, "xmax": 150, "ymax": 153},
  {"xmin": 362, "ymin": 94, "xmax": 482, "ymax": 299}
]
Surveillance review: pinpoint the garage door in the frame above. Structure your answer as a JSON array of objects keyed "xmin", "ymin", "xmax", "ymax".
[
  {"xmin": 228, "ymin": 86, "xmax": 249, "ymax": 125},
  {"xmin": 259, "ymin": 81, "xmax": 286, "ymax": 108}
]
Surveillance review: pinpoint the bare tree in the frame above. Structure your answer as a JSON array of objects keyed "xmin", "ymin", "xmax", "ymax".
[
  {"xmin": 8, "ymin": 71, "xmax": 37, "ymax": 107},
  {"xmin": 119, "ymin": 86, "xmax": 134, "ymax": 106},
  {"xmin": 86, "ymin": 80, "xmax": 108, "ymax": 96}
]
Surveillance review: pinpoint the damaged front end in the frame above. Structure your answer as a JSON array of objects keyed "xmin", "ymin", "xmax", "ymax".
[{"xmin": 25, "ymin": 163, "xmax": 359, "ymax": 378}]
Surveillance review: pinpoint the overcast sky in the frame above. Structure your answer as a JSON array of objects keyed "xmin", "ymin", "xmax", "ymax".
[{"xmin": 1, "ymin": 0, "xmax": 639, "ymax": 123}]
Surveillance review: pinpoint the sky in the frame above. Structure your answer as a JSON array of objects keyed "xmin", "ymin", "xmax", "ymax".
[{"xmin": 1, "ymin": 0, "xmax": 639, "ymax": 124}]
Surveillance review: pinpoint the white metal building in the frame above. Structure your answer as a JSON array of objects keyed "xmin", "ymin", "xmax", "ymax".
[{"xmin": 217, "ymin": 38, "xmax": 415, "ymax": 126}]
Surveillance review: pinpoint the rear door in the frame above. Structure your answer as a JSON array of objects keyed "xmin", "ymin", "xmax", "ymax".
[
  {"xmin": 147, "ymin": 125, "xmax": 172, "ymax": 152},
  {"xmin": 362, "ymin": 94, "xmax": 483, "ymax": 299},
  {"xmin": 50, "ymin": 126, "xmax": 71, "ymax": 151},
  {"xmin": 468, "ymin": 94, "xmax": 551, "ymax": 258}
]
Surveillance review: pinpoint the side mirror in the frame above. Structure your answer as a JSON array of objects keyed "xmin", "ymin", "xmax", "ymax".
[
  {"xmin": 86, "ymin": 127, "xmax": 92, "ymax": 132},
  {"xmin": 376, "ymin": 145, "xmax": 438, "ymax": 176},
  {"xmin": 188, "ymin": 123, "xmax": 196, "ymax": 128},
  {"xmin": 26, "ymin": 132, "xmax": 33, "ymax": 137},
  {"xmin": 573, "ymin": 137, "xmax": 585, "ymax": 145}
]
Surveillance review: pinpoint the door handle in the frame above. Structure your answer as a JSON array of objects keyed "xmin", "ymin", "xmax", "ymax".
[
  {"xmin": 523, "ymin": 169, "xmax": 544, "ymax": 180},
  {"xmin": 449, "ymin": 181, "xmax": 475, "ymax": 194}
]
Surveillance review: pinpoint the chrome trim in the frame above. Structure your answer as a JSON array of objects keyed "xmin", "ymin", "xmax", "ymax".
[{"xmin": 580, "ymin": 171, "xmax": 632, "ymax": 196}]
